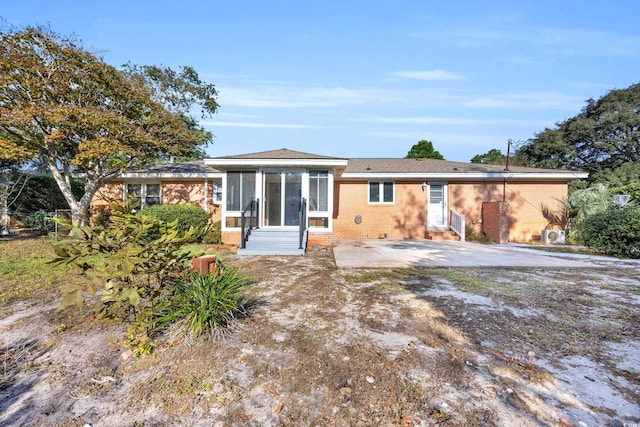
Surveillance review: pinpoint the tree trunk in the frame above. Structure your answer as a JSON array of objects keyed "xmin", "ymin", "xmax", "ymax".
[{"xmin": 47, "ymin": 159, "xmax": 101, "ymax": 228}]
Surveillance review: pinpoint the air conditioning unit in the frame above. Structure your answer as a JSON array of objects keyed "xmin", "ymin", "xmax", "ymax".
[{"xmin": 541, "ymin": 229, "xmax": 566, "ymax": 244}]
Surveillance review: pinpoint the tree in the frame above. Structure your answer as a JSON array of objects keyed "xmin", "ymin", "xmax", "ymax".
[
  {"xmin": 0, "ymin": 25, "xmax": 218, "ymax": 226},
  {"xmin": 0, "ymin": 159, "xmax": 29, "ymax": 233},
  {"xmin": 470, "ymin": 148, "xmax": 506, "ymax": 165},
  {"xmin": 405, "ymin": 140, "xmax": 444, "ymax": 160},
  {"xmin": 517, "ymin": 82, "xmax": 640, "ymax": 185}
]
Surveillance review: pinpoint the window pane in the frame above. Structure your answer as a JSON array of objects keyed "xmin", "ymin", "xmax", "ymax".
[
  {"xmin": 383, "ymin": 182, "xmax": 394, "ymax": 203},
  {"xmin": 369, "ymin": 182, "xmax": 380, "ymax": 203},
  {"xmin": 226, "ymin": 172, "xmax": 241, "ymax": 211},
  {"xmin": 126, "ymin": 184, "xmax": 142, "ymax": 206},
  {"xmin": 309, "ymin": 170, "xmax": 328, "ymax": 212},
  {"xmin": 241, "ymin": 172, "xmax": 256, "ymax": 209},
  {"xmin": 213, "ymin": 182, "xmax": 223, "ymax": 203},
  {"xmin": 318, "ymin": 175, "xmax": 328, "ymax": 211}
]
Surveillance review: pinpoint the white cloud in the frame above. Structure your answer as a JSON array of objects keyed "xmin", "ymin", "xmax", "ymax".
[
  {"xmin": 392, "ymin": 70, "xmax": 465, "ymax": 80},
  {"xmin": 463, "ymin": 92, "xmax": 584, "ymax": 110},
  {"xmin": 352, "ymin": 116, "xmax": 551, "ymax": 127},
  {"xmin": 201, "ymin": 120, "xmax": 319, "ymax": 129},
  {"xmin": 219, "ymin": 85, "xmax": 406, "ymax": 109}
]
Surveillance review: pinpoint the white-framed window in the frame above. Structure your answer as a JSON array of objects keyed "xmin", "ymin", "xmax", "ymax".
[
  {"xmin": 226, "ymin": 171, "xmax": 256, "ymax": 211},
  {"xmin": 369, "ymin": 181, "xmax": 394, "ymax": 204},
  {"xmin": 212, "ymin": 180, "xmax": 223, "ymax": 204},
  {"xmin": 125, "ymin": 183, "xmax": 161, "ymax": 208},
  {"xmin": 309, "ymin": 170, "xmax": 328, "ymax": 212}
]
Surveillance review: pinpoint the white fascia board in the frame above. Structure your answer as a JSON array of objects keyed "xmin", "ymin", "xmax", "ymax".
[
  {"xmin": 205, "ymin": 159, "xmax": 349, "ymax": 167},
  {"xmin": 339, "ymin": 172, "xmax": 589, "ymax": 180},
  {"xmin": 120, "ymin": 172, "xmax": 223, "ymax": 179}
]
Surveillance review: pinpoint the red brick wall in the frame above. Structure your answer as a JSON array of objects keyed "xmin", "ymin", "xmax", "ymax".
[{"xmin": 481, "ymin": 201, "xmax": 509, "ymax": 243}]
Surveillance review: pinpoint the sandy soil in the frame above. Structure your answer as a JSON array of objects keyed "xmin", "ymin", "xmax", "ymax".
[{"xmin": 1, "ymin": 248, "xmax": 638, "ymax": 426}]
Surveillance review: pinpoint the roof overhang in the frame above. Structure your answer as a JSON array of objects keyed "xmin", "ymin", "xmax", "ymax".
[
  {"xmin": 204, "ymin": 158, "xmax": 349, "ymax": 168},
  {"xmin": 119, "ymin": 172, "xmax": 223, "ymax": 179},
  {"xmin": 339, "ymin": 172, "xmax": 589, "ymax": 181}
]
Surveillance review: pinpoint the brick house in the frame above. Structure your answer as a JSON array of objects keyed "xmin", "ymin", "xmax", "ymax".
[{"xmin": 91, "ymin": 148, "xmax": 588, "ymax": 254}]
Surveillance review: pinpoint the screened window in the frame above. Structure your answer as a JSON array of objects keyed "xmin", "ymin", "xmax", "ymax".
[
  {"xmin": 226, "ymin": 172, "xmax": 256, "ymax": 211},
  {"xmin": 125, "ymin": 183, "xmax": 161, "ymax": 209},
  {"xmin": 309, "ymin": 170, "xmax": 328, "ymax": 212},
  {"xmin": 369, "ymin": 181, "xmax": 394, "ymax": 204}
]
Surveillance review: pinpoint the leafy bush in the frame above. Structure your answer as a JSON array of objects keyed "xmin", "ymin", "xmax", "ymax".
[
  {"xmin": 137, "ymin": 204, "xmax": 209, "ymax": 234},
  {"xmin": 52, "ymin": 199, "xmax": 207, "ymax": 353},
  {"xmin": 202, "ymin": 220, "xmax": 221, "ymax": 244},
  {"xmin": 21, "ymin": 211, "xmax": 55, "ymax": 232},
  {"xmin": 155, "ymin": 260, "xmax": 251, "ymax": 341},
  {"xmin": 12, "ymin": 175, "xmax": 84, "ymax": 218},
  {"xmin": 583, "ymin": 206, "xmax": 640, "ymax": 258}
]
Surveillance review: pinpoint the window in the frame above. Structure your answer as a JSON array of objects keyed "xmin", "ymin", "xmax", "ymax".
[
  {"xmin": 226, "ymin": 171, "xmax": 256, "ymax": 211},
  {"xmin": 212, "ymin": 181, "xmax": 223, "ymax": 204},
  {"xmin": 309, "ymin": 170, "xmax": 328, "ymax": 212},
  {"xmin": 126, "ymin": 183, "xmax": 161, "ymax": 208},
  {"xmin": 369, "ymin": 181, "xmax": 394, "ymax": 203}
]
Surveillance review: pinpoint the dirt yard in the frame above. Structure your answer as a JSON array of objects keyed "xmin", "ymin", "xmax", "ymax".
[{"xmin": 1, "ymin": 247, "xmax": 638, "ymax": 426}]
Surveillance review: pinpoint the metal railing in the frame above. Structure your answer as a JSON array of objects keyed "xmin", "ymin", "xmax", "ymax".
[
  {"xmin": 299, "ymin": 198, "xmax": 307, "ymax": 250},
  {"xmin": 450, "ymin": 208, "xmax": 466, "ymax": 242},
  {"xmin": 240, "ymin": 198, "xmax": 259, "ymax": 249}
]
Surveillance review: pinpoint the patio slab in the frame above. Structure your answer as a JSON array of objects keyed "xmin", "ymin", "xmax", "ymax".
[{"xmin": 332, "ymin": 239, "xmax": 637, "ymax": 269}]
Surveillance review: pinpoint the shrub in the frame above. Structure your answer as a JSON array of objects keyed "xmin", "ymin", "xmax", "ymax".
[
  {"xmin": 12, "ymin": 175, "xmax": 84, "ymax": 218},
  {"xmin": 583, "ymin": 206, "xmax": 640, "ymax": 258},
  {"xmin": 155, "ymin": 260, "xmax": 251, "ymax": 341},
  {"xmin": 202, "ymin": 220, "xmax": 221, "ymax": 244},
  {"xmin": 22, "ymin": 211, "xmax": 55, "ymax": 232},
  {"xmin": 137, "ymin": 204, "xmax": 209, "ymax": 234},
  {"xmin": 52, "ymin": 199, "xmax": 208, "ymax": 353}
]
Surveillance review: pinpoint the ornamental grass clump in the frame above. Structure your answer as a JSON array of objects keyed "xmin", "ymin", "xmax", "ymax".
[{"xmin": 157, "ymin": 260, "xmax": 252, "ymax": 341}]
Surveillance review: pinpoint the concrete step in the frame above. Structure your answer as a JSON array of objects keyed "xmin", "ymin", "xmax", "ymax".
[
  {"xmin": 239, "ymin": 228, "xmax": 306, "ymax": 256},
  {"xmin": 426, "ymin": 230, "xmax": 460, "ymax": 241}
]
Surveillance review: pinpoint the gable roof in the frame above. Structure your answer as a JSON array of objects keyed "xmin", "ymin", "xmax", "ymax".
[
  {"xmin": 215, "ymin": 148, "xmax": 343, "ymax": 160},
  {"xmin": 205, "ymin": 148, "xmax": 348, "ymax": 168}
]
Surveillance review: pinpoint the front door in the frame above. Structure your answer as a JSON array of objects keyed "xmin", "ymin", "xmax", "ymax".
[
  {"xmin": 263, "ymin": 171, "xmax": 302, "ymax": 227},
  {"xmin": 428, "ymin": 183, "xmax": 448, "ymax": 229}
]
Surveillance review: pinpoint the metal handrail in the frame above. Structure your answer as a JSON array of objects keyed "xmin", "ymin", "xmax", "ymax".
[
  {"xmin": 299, "ymin": 197, "xmax": 307, "ymax": 250},
  {"xmin": 240, "ymin": 198, "xmax": 259, "ymax": 249}
]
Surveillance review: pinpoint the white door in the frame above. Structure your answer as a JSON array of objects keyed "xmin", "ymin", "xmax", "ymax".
[{"xmin": 428, "ymin": 183, "xmax": 448, "ymax": 229}]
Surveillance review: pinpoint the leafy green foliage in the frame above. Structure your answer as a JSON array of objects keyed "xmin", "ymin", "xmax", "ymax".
[
  {"xmin": 11, "ymin": 175, "xmax": 84, "ymax": 218},
  {"xmin": 583, "ymin": 206, "xmax": 640, "ymax": 258},
  {"xmin": 155, "ymin": 261, "xmax": 251, "ymax": 340},
  {"xmin": 137, "ymin": 204, "xmax": 209, "ymax": 234},
  {"xmin": 21, "ymin": 211, "xmax": 55, "ymax": 232},
  {"xmin": 405, "ymin": 140, "xmax": 444, "ymax": 160},
  {"xmin": 517, "ymin": 82, "xmax": 640, "ymax": 185},
  {"xmin": 202, "ymin": 221, "xmax": 222, "ymax": 244},
  {"xmin": 565, "ymin": 183, "xmax": 613, "ymax": 242},
  {"xmin": 51, "ymin": 199, "xmax": 206, "ymax": 337},
  {"xmin": 470, "ymin": 148, "xmax": 506, "ymax": 165}
]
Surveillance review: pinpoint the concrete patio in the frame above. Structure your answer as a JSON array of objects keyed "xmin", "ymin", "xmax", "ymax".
[{"xmin": 332, "ymin": 239, "xmax": 637, "ymax": 269}]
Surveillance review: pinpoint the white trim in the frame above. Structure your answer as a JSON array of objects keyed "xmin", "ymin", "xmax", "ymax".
[
  {"xmin": 368, "ymin": 181, "xmax": 395, "ymax": 204},
  {"xmin": 427, "ymin": 182, "xmax": 448, "ymax": 229},
  {"xmin": 340, "ymin": 172, "xmax": 589, "ymax": 180},
  {"xmin": 206, "ymin": 158, "xmax": 348, "ymax": 167},
  {"xmin": 120, "ymin": 172, "xmax": 223, "ymax": 179}
]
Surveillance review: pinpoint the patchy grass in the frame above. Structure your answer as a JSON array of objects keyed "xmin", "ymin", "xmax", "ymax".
[
  {"xmin": 1, "ymin": 239, "xmax": 638, "ymax": 426},
  {"xmin": 0, "ymin": 237, "xmax": 77, "ymax": 304}
]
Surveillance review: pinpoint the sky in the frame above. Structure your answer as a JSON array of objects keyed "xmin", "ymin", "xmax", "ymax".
[{"xmin": 3, "ymin": 1, "xmax": 640, "ymax": 162}]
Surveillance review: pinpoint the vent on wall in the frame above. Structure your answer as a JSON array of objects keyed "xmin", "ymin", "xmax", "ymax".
[{"xmin": 541, "ymin": 229, "xmax": 566, "ymax": 245}]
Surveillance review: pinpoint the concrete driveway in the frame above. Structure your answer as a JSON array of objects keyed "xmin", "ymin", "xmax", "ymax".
[{"xmin": 332, "ymin": 239, "xmax": 637, "ymax": 268}]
